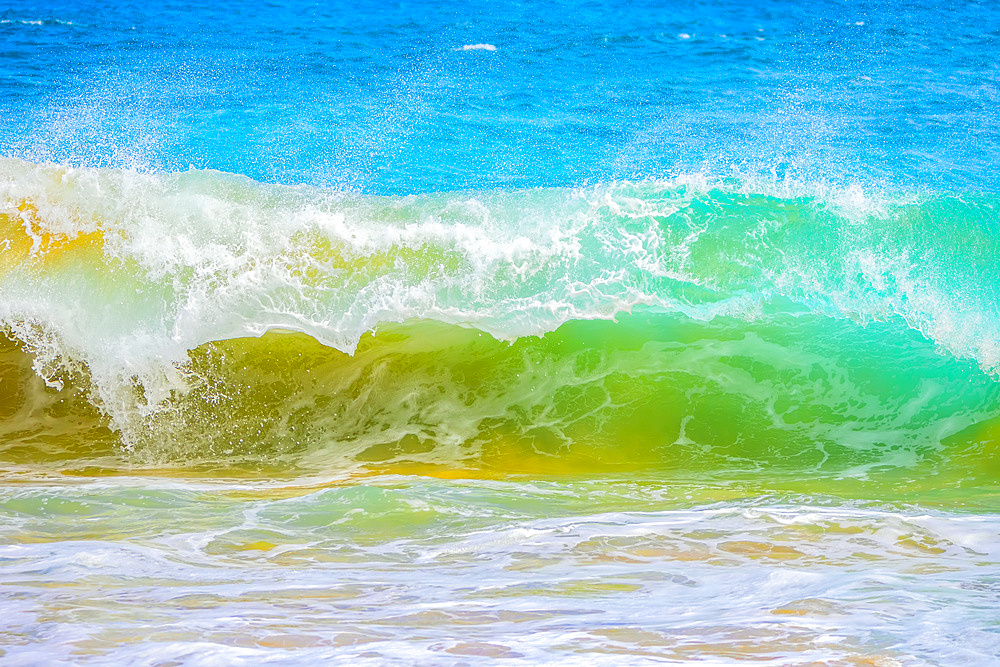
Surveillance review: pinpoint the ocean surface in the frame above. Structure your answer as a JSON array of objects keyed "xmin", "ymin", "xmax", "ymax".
[{"xmin": 2, "ymin": 0, "xmax": 1000, "ymax": 664}]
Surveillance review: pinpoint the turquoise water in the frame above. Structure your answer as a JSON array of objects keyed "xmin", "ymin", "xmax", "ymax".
[{"xmin": 2, "ymin": 1, "xmax": 1000, "ymax": 664}]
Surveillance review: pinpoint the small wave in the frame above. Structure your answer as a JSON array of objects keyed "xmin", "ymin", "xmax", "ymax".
[
  {"xmin": 456, "ymin": 43, "xmax": 497, "ymax": 51},
  {"xmin": 0, "ymin": 19, "xmax": 76, "ymax": 26}
]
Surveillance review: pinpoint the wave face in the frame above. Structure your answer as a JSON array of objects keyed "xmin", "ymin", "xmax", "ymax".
[{"xmin": 2, "ymin": 157, "xmax": 999, "ymax": 483}]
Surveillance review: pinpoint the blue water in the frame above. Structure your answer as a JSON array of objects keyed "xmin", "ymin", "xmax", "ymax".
[{"xmin": 3, "ymin": 0, "xmax": 1000, "ymax": 193}]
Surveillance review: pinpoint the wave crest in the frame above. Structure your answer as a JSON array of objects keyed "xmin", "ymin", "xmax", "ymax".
[{"xmin": 2, "ymin": 158, "xmax": 999, "ymax": 443}]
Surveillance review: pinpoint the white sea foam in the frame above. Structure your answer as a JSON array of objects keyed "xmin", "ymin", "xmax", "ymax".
[
  {"xmin": 1, "ymin": 481, "xmax": 997, "ymax": 664},
  {"xmin": 0, "ymin": 19, "xmax": 75, "ymax": 26}
]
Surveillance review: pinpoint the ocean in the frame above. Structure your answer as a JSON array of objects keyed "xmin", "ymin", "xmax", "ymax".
[{"xmin": 2, "ymin": 0, "xmax": 1000, "ymax": 663}]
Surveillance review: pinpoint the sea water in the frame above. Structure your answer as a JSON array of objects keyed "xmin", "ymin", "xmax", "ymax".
[{"xmin": 2, "ymin": 1, "xmax": 1000, "ymax": 664}]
